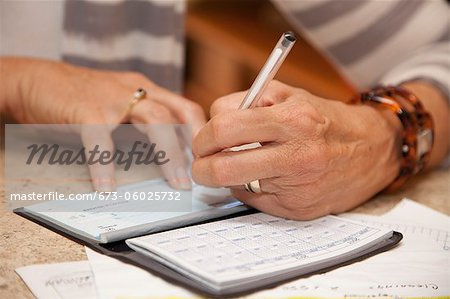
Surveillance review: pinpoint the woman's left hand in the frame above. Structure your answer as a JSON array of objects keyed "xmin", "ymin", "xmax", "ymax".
[{"xmin": 192, "ymin": 81, "xmax": 402, "ymax": 220}]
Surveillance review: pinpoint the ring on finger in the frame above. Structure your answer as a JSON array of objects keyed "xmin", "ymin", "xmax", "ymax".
[
  {"xmin": 244, "ymin": 179, "xmax": 262, "ymax": 193},
  {"xmin": 121, "ymin": 88, "xmax": 147, "ymax": 122}
]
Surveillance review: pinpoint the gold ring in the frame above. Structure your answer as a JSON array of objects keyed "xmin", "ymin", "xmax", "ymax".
[
  {"xmin": 244, "ymin": 180, "xmax": 262, "ymax": 193},
  {"xmin": 121, "ymin": 88, "xmax": 147, "ymax": 122}
]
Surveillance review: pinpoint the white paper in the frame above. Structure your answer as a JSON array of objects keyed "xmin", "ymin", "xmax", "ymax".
[
  {"xmin": 251, "ymin": 232, "xmax": 450, "ymax": 298},
  {"xmin": 383, "ymin": 198, "xmax": 450, "ymax": 227},
  {"xmin": 85, "ymin": 247, "xmax": 194, "ymax": 299},
  {"xmin": 86, "ymin": 199, "xmax": 450, "ymax": 298},
  {"xmin": 253, "ymin": 200, "xmax": 450, "ymax": 298},
  {"xmin": 15, "ymin": 261, "xmax": 98, "ymax": 299},
  {"xmin": 342, "ymin": 199, "xmax": 450, "ymax": 252}
]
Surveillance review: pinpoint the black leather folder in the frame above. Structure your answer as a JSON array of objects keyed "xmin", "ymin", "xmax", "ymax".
[{"xmin": 15, "ymin": 207, "xmax": 403, "ymax": 298}]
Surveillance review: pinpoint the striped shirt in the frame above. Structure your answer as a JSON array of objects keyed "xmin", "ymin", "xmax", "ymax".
[
  {"xmin": 1, "ymin": 0, "xmax": 448, "ymax": 99},
  {"xmin": 0, "ymin": 0, "xmax": 185, "ymax": 93},
  {"xmin": 273, "ymin": 0, "xmax": 449, "ymax": 99}
]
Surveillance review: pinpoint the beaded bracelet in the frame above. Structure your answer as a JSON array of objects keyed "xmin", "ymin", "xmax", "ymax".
[{"xmin": 350, "ymin": 85, "xmax": 434, "ymax": 192}]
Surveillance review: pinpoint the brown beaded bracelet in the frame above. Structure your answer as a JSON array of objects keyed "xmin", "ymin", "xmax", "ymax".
[{"xmin": 350, "ymin": 85, "xmax": 434, "ymax": 192}]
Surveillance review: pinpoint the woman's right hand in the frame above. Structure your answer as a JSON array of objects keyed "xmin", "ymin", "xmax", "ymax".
[{"xmin": 192, "ymin": 81, "xmax": 402, "ymax": 219}]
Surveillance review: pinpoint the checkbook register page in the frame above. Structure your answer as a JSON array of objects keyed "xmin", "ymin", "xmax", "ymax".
[{"xmin": 126, "ymin": 213, "xmax": 400, "ymax": 295}]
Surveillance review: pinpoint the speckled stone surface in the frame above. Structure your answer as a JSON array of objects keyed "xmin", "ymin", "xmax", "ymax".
[{"xmin": 1, "ymin": 149, "xmax": 448, "ymax": 298}]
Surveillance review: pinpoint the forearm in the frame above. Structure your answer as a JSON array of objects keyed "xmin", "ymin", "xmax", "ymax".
[
  {"xmin": 344, "ymin": 80, "xmax": 449, "ymax": 197},
  {"xmin": 401, "ymin": 80, "xmax": 450, "ymax": 169},
  {"xmin": 0, "ymin": 57, "xmax": 35, "ymax": 119},
  {"xmin": 0, "ymin": 57, "xmax": 75, "ymax": 123}
]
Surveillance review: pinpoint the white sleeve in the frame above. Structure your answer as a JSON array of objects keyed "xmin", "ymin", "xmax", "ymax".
[{"xmin": 379, "ymin": 42, "xmax": 449, "ymax": 103}]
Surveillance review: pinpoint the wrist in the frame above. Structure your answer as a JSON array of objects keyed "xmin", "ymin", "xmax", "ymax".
[
  {"xmin": 360, "ymin": 104, "xmax": 403, "ymax": 192},
  {"xmin": 0, "ymin": 57, "xmax": 18, "ymax": 114},
  {"xmin": 351, "ymin": 85, "xmax": 435, "ymax": 192},
  {"xmin": 324, "ymin": 99, "xmax": 402, "ymax": 197},
  {"xmin": 0, "ymin": 57, "xmax": 36, "ymax": 120},
  {"xmin": 1, "ymin": 57, "xmax": 64, "ymax": 123},
  {"xmin": 401, "ymin": 80, "xmax": 449, "ymax": 169}
]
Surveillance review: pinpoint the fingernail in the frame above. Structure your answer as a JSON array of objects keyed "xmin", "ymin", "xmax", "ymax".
[
  {"xmin": 94, "ymin": 178, "xmax": 116, "ymax": 192},
  {"xmin": 169, "ymin": 167, "xmax": 192, "ymax": 190}
]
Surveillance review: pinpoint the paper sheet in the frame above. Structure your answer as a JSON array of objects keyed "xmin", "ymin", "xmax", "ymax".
[
  {"xmin": 252, "ymin": 225, "xmax": 449, "ymax": 297},
  {"xmin": 342, "ymin": 198, "xmax": 450, "ymax": 251},
  {"xmin": 383, "ymin": 198, "xmax": 450, "ymax": 227},
  {"xmin": 15, "ymin": 261, "xmax": 98, "ymax": 299},
  {"xmin": 85, "ymin": 247, "xmax": 194, "ymax": 299},
  {"xmin": 342, "ymin": 213, "xmax": 450, "ymax": 251}
]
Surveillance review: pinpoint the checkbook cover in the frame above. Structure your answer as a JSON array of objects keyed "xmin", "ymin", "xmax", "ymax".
[{"xmin": 14, "ymin": 207, "xmax": 403, "ymax": 298}]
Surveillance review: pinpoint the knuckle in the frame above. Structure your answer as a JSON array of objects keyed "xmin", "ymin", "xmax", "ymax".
[
  {"xmin": 209, "ymin": 115, "xmax": 229, "ymax": 145},
  {"xmin": 209, "ymin": 158, "xmax": 232, "ymax": 185},
  {"xmin": 149, "ymin": 105, "xmax": 173, "ymax": 122},
  {"xmin": 185, "ymin": 101, "xmax": 205, "ymax": 118},
  {"xmin": 278, "ymin": 100, "xmax": 325, "ymax": 133},
  {"xmin": 191, "ymin": 160, "xmax": 204, "ymax": 184},
  {"xmin": 269, "ymin": 79, "xmax": 283, "ymax": 87},
  {"xmin": 210, "ymin": 91, "xmax": 243, "ymax": 116},
  {"xmin": 300, "ymin": 101, "xmax": 321, "ymax": 121},
  {"xmin": 259, "ymin": 94, "xmax": 277, "ymax": 107},
  {"xmin": 294, "ymin": 88, "xmax": 312, "ymax": 98},
  {"xmin": 268, "ymin": 80, "xmax": 289, "ymax": 92},
  {"xmin": 259, "ymin": 81, "xmax": 293, "ymax": 106},
  {"xmin": 210, "ymin": 96, "xmax": 228, "ymax": 116}
]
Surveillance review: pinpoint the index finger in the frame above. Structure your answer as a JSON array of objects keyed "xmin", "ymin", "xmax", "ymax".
[
  {"xmin": 193, "ymin": 107, "xmax": 283, "ymax": 158},
  {"xmin": 80, "ymin": 126, "xmax": 116, "ymax": 191},
  {"xmin": 210, "ymin": 80, "xmax": 296, "ymax": 118},
  {"xmin": 131, "ymin": 101, "xmax": 191, "ymax": 190}
]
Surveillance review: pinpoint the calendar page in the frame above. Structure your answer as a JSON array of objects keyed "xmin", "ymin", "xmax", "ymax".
[{"xmin": 127, "ymin": 213, "xmax": 393, "ymax": 289}]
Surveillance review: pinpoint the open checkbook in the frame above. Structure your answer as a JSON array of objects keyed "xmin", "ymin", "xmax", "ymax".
[
  {"xmin": 126, "ymin": 213, "xmax": 400, "ymax": 295},
  {"xmin": 15, "ymin": 180, "xmax": 402, "ymax": 297}
]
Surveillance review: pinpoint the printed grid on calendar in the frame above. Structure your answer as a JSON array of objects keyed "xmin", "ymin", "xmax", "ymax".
[{"xmin": 136, "ymin": 213, "xmax": 385, "ymax": 277}]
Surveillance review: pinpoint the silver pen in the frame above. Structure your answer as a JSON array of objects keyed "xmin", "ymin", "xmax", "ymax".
[
  {"xmin": 228, "ymin": 32, "xmax": 296, "ymax": 156},
  {"xmin": 239, "ymin": 31, "xmax": 296, "ymax": 110}
]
